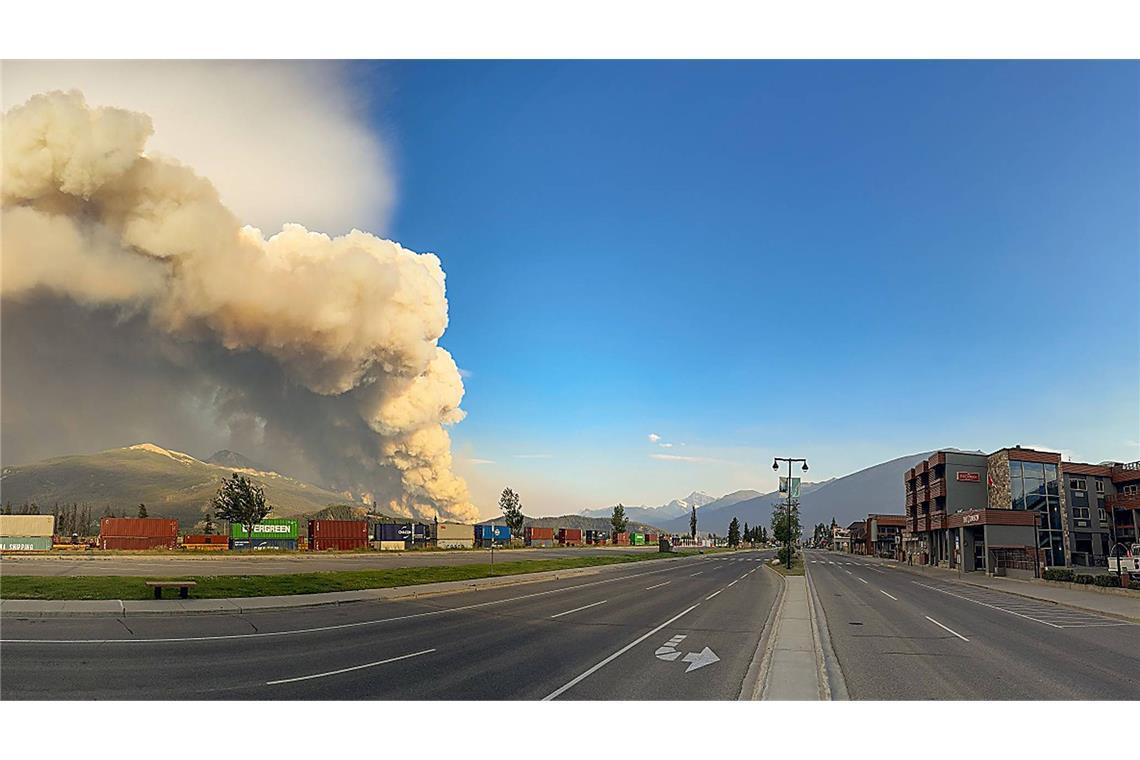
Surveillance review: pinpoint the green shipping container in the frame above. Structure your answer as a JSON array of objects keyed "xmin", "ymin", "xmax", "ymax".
[
  {"xmin": 230, "ymin": 518, "xmax": 299, "ymax": 540},
  {"xmin": 631, "ymin": 532, "xmax": 645, "ymax": 545},
  {"xmin": 0, "ymin": 536, "xmax": 54, "ymax": 551}
]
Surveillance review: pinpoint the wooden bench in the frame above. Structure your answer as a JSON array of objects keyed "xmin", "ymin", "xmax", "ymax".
[{"xmin": 145, "ymin": 580, "xmax": 197, "ymax": 599}]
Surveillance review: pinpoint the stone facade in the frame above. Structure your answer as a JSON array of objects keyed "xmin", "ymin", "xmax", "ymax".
[{"xmin": 987, "ymin": 449, "xmax": 1011, "ymax": 510}]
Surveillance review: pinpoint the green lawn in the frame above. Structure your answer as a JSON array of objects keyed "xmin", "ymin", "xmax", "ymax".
[
  {"xmin": 0, "ymin": 551, "xmax": 689, "ymax": 600},
  {"xmin": 769, "ymin": 560, "xmax": 806, "ymax": 576}
]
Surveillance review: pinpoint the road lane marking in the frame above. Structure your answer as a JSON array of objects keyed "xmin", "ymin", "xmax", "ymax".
[
  {"xmin": 858, "ymin": 578, "xmax": 868, "ymax": 584},
  {"xmin": 2, "ymin": 559, "xmax": 711, "ymax": 645},
  {"xmin": 925, "ymin": 616, "xmax": 969, "ymax": 641},
  {"xmin": 689, "ymin": 571, "xmax": 703, "ymax": 576},
  {"xmin": 727, "ymin": 580, "xmax": 738, "ymax": 588},
  {"xmin": 706, "ymin": 590, "xmax": 723, "ymax": 600},
  {"xmin": 645, "ymin": 582, "xmax": 671, "ymax": 590},
  {"xmin": 913, "ymin": 581, "xmax": 1064, "ymax": 629},
  {"xmin": 879, "ymin": 590, "xmax": 898, "ymax": 600},
  {"xmin": 550, "ymin": 600, "xmax": 608, "ymax": 618},
  {"xmin": 844, "ymin": 570, "xmax": 853, "ymax": 575},
  {"xmin": 265, "ymin": 648, "xmax": 435, "ymax": 685},
  {"xmin": 542, "ymin": 603, "xmax": 701, "ymax": 700}
]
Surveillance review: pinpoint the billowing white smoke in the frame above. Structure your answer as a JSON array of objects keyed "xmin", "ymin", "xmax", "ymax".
[{"xmin": 1, "ymin": 90, "xmax": 477, "ymax": 522}]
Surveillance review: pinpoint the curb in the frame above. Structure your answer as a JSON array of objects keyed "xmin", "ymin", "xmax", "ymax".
[
  {"xmin": 753, "ymin": 564, "xmax": 788, "ymax": 700},
  {"xmin": 0, "ymin": 554, "xmax": 695, "ymax": 618},
  {"xmin": 739, "ymin": 564, "xmax": 785, "ymax": 700},
  {"xmin": 804, "ymin": 562, "xmax": 847, "ymax": 700}
]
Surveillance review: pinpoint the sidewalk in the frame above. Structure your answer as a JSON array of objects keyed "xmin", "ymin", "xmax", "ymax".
[
  {"xmin": 843, "ymin": 554, "xmax": 1140, "ymax": 623},
  {"xmin": 758, "ymin": 574, "xmax": 826, "ymax": 700},
  {"xmin": 0, "ymin": 558, "xmax": 684, "ymax": 618}
]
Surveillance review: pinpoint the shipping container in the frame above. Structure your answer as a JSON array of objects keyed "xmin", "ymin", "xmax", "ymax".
[
  {"xmin": 99, "ymin": 517, "xmax": 178, "ymax": 538},
  {"xmin": 374, "ymin": 540, "xmax": 406, "ymax": 551},
  {"xmin": 308, "ymin": 519, "xmax": 369, "ymax": 549},
  {"xmin": 614, "ymin": 532, "xmax": 630, "ymax": 545},
  {"xmin": 374, "ymin": 523, "xmax": 428, "ymax": 542},
  {"xmin": 432, "ymin": 522, "xmax": 474, "ymax": 541},
  {"xmin": 474, "ymin": 525, "xmax": 511, "ymax": 542},
  {"xmin": 525, "ymin": 526, "xmax": 555, "ymax": 540},
  {"xmin": 645, "ymin": 533, "xmax": 659, "ymax": 543},
  {"xmin": 0, "ymin": 536, "xmax": 54, "ymax": 551},
  {"xmin": 230, "ymin": 518, "xmax": 299, "ymax": 541},
  {"xmin": 100, "ymin": 535, "xmax": 178, "ymax": 550},
  {"xmin": 183, "ymin": 534, "xmax": 228, "ymax": 545},
  {"xmin": 230, "ymin": 538, "xmax": 298, "ymax": 551},
  {"xmin": 557, "ymin": 528, "xmax": 584, "ymax": 546},
  {"xmin": 631, "ymin": 532, "xmax": 646, "ymax": 545},
  {"xmin": 0, "ymin": 515, "xmax": 55, "ymax": 537},
  {"xmin": 527, "ymin": 539, "xmax": 555, "ymax": 547}
]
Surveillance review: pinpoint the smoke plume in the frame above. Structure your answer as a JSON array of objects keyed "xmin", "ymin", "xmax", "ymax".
[{"xmin": 1, "ymin": 90, "xmax": 477, "ymax": 522}]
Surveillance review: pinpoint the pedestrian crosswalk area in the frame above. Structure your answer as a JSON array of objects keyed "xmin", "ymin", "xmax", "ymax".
[{"xmin": 912, "ymin": 580, "xmax": 1134, "ymax": 629}]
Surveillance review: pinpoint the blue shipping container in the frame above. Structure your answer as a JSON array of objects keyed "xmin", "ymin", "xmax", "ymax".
[
  {"xmin": 230, "ymin": 538, "xmax": 297, "ymax": 550},
  {"xmin": 374, "ymin": 523, "xmax": 428, "ymax": 542},
  {"xmin": 474, "ymin": 525, "xmax": 511, "ymax": 541}
]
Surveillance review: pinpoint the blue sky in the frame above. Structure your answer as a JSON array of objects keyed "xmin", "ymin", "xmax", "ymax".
[{"xmin": 351, "ymin": 61, "xmax": 1137, "ymax": 517}]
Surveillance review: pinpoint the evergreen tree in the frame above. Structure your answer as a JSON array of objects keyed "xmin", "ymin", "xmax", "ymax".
[
  {"xmin": 689, "ymin": 504, "xmax": 698, "ymax": 540},
  {"xmin": 137, "ymin": 503, "xmax": 148, "ymax": 518},
  {"xmin": 203, "ymin": 508, "xmax": 216, "ymax": 536},
  {"xmin": 728, "ymin": 517, "xmax": 741, "ymax": 547},
  {"xmin": 498, "ymin": 487, "xmax": 525, "ymax": 539},
  {"xmin": 610, "ymin": 503, "xmax": 629, "ymax": 535}
]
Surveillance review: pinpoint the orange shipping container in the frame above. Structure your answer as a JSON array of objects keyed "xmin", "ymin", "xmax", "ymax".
[{"xmin": 100, "ymin": 517, "xmax": 178, "ymax": 538}]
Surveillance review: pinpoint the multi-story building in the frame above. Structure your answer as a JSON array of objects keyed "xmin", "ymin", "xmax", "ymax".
[
  {"xmin": 831, "ymin": 525, "xmax": 851, "ymax": 553},
  {"xmin": 848, "ymin": 521, "xmax": 867, "ymax": 555},
  {"xmin": 865, "ymin": 514, "xmax": 906, "ymax": 558},
  {"xmin": 905, "ymin": 446, "xmax": 1140, "ymax": 574}
]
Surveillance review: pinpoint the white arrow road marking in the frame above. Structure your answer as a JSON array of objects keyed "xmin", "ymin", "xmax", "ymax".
[
  {"xmin": 542, "ymin": 604, "xmax": 701, "ymax": 700},
  {"xmin": 265, "ymin": 648, "xmax": 435, "ymax": 685},
  {"xmin": 681, "ymin": 646, "xmax": 720, "ymax": 673}
]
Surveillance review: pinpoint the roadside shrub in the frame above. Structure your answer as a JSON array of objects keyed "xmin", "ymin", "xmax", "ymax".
[
  {"xmin": 1128, "ymin": 580, "xmax": 1140, "ymax": 591},
  {"xmin": 777, "ymin": 547, "xmax": 794, "ymax": 567},
  {"xmin": 1073, "ymin": 574, "xmax": 1094, "ymax": 585},
  {"xmin": 1093, "ymin": 574, "xmax": 1119, "ymax": 587},
  {"xmin": 1043, "ymin": 568, "xmax": 1073, "ymax": 583}
]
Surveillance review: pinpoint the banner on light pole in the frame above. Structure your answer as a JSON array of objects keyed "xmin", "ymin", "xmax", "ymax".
[{"xmin": 779, "ymin": 476, "xmax": 801, "ymax": 498}]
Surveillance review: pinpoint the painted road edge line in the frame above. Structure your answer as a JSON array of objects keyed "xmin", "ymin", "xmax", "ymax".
[
  {"xmin": 925, "ymin": 616, "xmax": 969, "ymax": 641},
  {"xmin": 706, "ymin": 589, "xmax": 723, "ymax": 600},
  {"xmin": 550, "ymin": 600, "xmax": 607, "ymax": 619},
  {"xmin": 541, "ymin": 603, "xmax": 701, "ymax": 700},
  {"xmin": 879, "ymin": 590, "xmax": 898, "ymax": 601},
  {"xmin": 266, "ymin": 648, "xmax": 436, "ymax": 685}
]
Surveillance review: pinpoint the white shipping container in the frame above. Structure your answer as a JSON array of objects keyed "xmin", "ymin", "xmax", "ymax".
[
  {"xmin": 378, "ymin": 540, "xmax": 406, "ymax": 551},
  {"xmin": 432, "ymin": 522, "xmax": 473, "ymax": 540},
  {"xmin": 0, "ymin": 514, "xmax": 55, "ymax": 537},
  {"xmin": 435, "ymin": 539, "xmax": 475, "ymax": 549}
]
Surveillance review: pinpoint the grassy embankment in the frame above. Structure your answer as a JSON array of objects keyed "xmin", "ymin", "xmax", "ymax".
[{"xmin": 0, "ymin": 550, "xmax": 698, "ymax": 601}]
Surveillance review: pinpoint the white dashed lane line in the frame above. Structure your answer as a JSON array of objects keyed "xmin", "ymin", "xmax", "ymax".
[
  {"xmin": 880, "ymin": 590, "xmax": 898, "ymax": 601},
  {"xmin": 925, "ymin": 616, "xmax": 969, "ymax": 641}
]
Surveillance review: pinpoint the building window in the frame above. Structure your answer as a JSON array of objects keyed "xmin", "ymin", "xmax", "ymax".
[
  {"xmin": 1069, "ymin": 478, "xmax": 1087, "ymax": 492},
  {"xmin": 1124, "ymin": 484, "xmax": 1139, "ymax": 496},
  {"xmin": 1074, "ymin": 533, "xmax": 1093, "ymax": 554},
  {"xmin": 1072, "ymin": 507, "xmax": 1090, "ymax": 520},
  {"xmin": 1095, "ymin": 479, "xmax": 1105, "ymax": 494},
  {"xmin": 1098, "ymin": 508, "xmax": 1108, "ymax": 523}
]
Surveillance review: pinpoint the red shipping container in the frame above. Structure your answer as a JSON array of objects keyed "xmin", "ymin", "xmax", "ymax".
[
  {"xmin": 99, "ymin": 517, "xmax": 178, "ymax": 538},
  {"xmin": 557, "ymin": 528, "xmax": 583, "ymax": 545},
  {"xmin": 525, "ymin": 526, "xmax": 555, "ymax": 540},
  {"xmin": 308, "ymin": 520, "xmax": 368, "ymax": 551},
  {"xmin": 100, "ymin": 535, "xmax": 177, "ymax": 550},
  {"xmin": 646, "ymin": 533, "xmax": 659, "ymax": 543},
  {"xmin": 614, "ymin": 532, "xmax": 630, "ymax": 545},
  {"xmin": 183, "ymin": 534, "xmax": 228, "ymax": 545},
  {"xmin": 309, "ymin": 537, "xmax": 369, "ymax": 551}
]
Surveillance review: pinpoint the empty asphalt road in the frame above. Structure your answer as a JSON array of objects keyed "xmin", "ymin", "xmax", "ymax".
[
  {"xmin": 805, "ymin": 549, "xmax": 1140, "ymax": 699},
  {"xmin": 0, "ymin": 545, "xmax": 660, "ymax": 577},
  {"xmin": 0, "ymin": 550, "xmax": 779, "ymax": 700}
]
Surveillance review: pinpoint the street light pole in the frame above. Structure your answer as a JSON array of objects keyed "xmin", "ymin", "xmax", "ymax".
[{"xmin": 773, "ymin": 456, "xmax": 809, "ymax": 571}]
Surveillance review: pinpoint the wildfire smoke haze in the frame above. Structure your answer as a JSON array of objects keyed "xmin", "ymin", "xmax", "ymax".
[{"xmin": 1, "ymin": 89, "xmax": 477, "ymax": 522}]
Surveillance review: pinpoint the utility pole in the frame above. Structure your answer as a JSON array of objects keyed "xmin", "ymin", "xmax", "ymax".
[{"xmin": 773, "ymin": 456, "xmax": 809, "ymax": 571}]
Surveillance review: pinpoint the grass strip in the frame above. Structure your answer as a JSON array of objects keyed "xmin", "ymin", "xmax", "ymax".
[{"xmin": 0, "ymin": 551, "xmax": 698, "ymax": 600}]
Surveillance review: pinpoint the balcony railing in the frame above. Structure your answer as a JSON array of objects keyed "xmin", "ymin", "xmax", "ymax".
[
  {"xmin": 1107, "ymin": 492, "xmax": 1140, "ymax": 510},
  {"xmin": 929, "ymin": 479, "xmax": 946, "ymax": 500}
]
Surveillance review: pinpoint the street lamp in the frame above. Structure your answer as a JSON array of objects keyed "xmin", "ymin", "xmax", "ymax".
[{"xmin": 773, "ymin": 456, "xmax": 809, "ymax": 570}]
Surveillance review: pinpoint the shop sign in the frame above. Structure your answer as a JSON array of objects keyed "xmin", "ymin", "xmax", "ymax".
[
  {"xmin": 956, "ymin": 471, "xmax": 981, "ymax": 482},
  {"xmin": 962, "ymin": 513, "xmax": 982, "ymax": 525}
]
